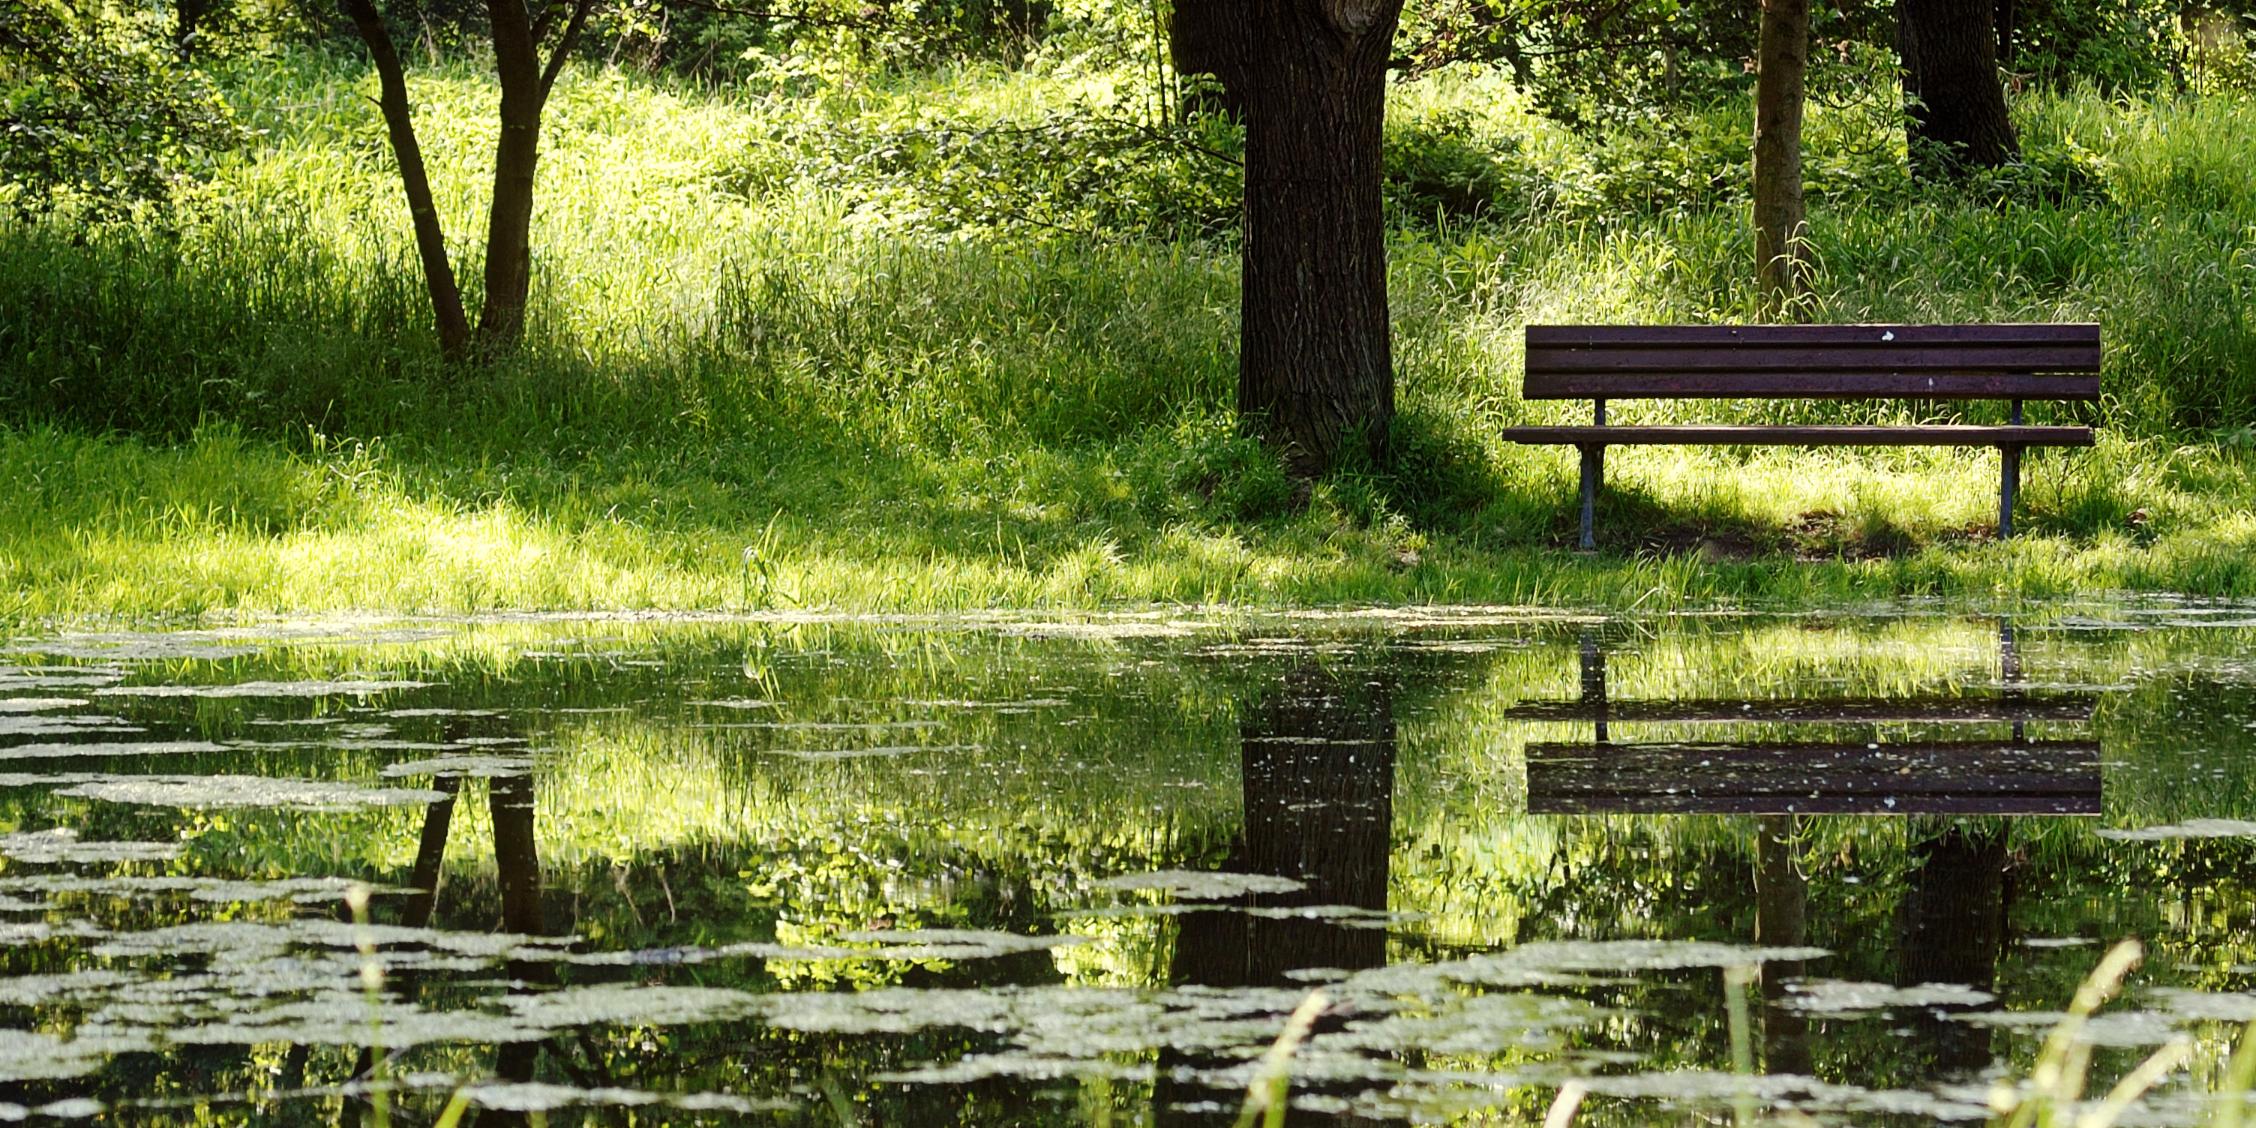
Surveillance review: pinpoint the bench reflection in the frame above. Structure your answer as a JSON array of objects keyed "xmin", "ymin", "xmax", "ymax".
[{"xmin": 1515, "ymin": 624, "xmax": 2101, "ymax": 816}]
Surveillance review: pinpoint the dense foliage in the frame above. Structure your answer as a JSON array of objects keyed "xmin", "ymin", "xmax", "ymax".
[
  {"xmin": 0, "ymin": 0, "xmax": 248, "ymax": 211},
  {"xmin": 2, "ymin": 1, "xmax": 2256, "ymax": 616}
]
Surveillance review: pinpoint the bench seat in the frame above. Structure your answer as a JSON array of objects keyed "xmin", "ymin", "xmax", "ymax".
[
  {"xmin": 1505, "ymin": 323, "xmax": 2104, "ymax": 548},
  {"xmin": 1498, "ymin": 424, "xmax": 2094, "ymax": 447}
]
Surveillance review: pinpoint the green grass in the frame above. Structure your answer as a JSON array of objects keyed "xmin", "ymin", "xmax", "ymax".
[{"xmin": 4, "ymin": 52, "xmax": 2256, "ymax": 622}]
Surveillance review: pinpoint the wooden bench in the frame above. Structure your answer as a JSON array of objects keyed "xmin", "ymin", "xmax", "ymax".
[
  {"xmin": 1500, "ymin": 324, "xmax": 2103, "ymax": 549},
  {"xmin": 1512, "ymin": 629, "xmax": 2101, "ymax": 816}
]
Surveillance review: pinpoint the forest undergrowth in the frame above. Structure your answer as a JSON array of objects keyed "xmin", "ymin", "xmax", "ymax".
[{"xmin": 5, "ymin": 50, "xmax": 2256, "ymax": 621}]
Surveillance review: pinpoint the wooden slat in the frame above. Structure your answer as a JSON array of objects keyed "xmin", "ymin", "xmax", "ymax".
[
  {"xmin": 1526, "ymin": 324, "xmax": 2100, "ymax": 347},
  {"xmin": 1525, "ymin": 739, "xmax": 2101, "ymax": 816},
  {"xmin": 1531, "ymin": 793, "xmax": 2101, "ymax": 815},
  {"xmin": 1501, "ymin": 695, "xmax": 2095, "ymax": 724},
  {"xmin": 1527, "ymin": 345, "xmax": 2100, "ymax": 374},
  {"xmin": 1496, "ymin": 425, "xmax": 2095, "ymax": 446},
  {"xmin": 1521, "ymin": 371, "xmax": 2102, "ymax": 400}
]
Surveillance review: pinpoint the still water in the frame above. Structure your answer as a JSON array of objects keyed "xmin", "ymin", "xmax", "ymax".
[{"xmin": 3, "ymin": 606, "xmax": 2256, "ymax": 1124}]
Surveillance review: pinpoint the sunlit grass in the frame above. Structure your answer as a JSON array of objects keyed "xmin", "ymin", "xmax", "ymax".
[{"xmin": 4, "ymin": 56, "xmax": 2256, "ymax": 621}]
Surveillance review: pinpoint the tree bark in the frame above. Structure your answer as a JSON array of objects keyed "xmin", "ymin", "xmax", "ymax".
[
  {"xmin": 1896, "ymin": 0, "xmax": 2020, "ymax": 180},
  {"xmin": 1233, "ymin": 0, "xmax": 1404, "ymax": 479},
  {"xmin": 1752, "ymin": 0, "xmax": 1809, "ymax": 310},
  {"xmin": 1168, "ymin": 0, "xmax": 1246, "ymax": 119},
  {"xmin": 343, "ymin": 0, "xmax": 473, "ymax": 360},
  {"xmin": 476, "ymin": 0, "xmax": 548, "ymax": 352}
]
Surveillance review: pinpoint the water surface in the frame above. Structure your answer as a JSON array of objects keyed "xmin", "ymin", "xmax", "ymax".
[{"xmin": 4, "ymin": 606, "xmax": 2256, "ymax": 1124}]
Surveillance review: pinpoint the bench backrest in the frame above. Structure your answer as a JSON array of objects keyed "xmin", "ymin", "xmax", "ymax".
[{"xmin": 1523, "ymin": 324, "xmax": 2102, "ymax": 401}]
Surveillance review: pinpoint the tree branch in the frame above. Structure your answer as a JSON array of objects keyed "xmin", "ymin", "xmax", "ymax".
[{"xmin": 540, "ymin": 0, "xmax": 598, "ymax": 97}]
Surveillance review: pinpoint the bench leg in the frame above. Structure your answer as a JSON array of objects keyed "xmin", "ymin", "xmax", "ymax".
[
  {"xmin": 1997, "ymin": 444, "xmax": 2022, "ymax": 540},
  {"xmin": 1578, "ymin": 445, "xmax": 1604, "ymax": 551}
]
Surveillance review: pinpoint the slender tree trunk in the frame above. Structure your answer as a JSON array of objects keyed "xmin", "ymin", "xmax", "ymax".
[
  {"xmin": 478, "ymin": 0, "xmax": 547, "ymax": 352},
  {"xmin": 343, "ymin": 0, "xmax": 473, "ymax": 360},
  {"xmin": 1896, "ymin": 0, "xmax": 2020, "ymax": 180},
  {"xmin": 400, "ymin": 774, "xmax": 461, "ymax": 928},
  {"xmin": 1752, "ymin": 0, "xmax": 1809, "ymax": 310},
  {"xmin": 1168, "ymin": 0, "xmax": 1246, "ymax": 118},
  {"xmin": 481, "ymin": 772, "xmax": 549, "ymax": 1128},
  {"xmin": 1753, "ymin": 817, "xmax": 1812, "ymax": 1076},
  {"xmin": 1233, "ymin": 0, "xmax": 1404, "ymax": 479}
]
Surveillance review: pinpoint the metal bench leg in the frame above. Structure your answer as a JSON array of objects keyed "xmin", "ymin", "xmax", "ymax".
[
  {"xmin": 1578, "ymin": 445, "xmax": 1604, "ymax": 551},
  {"xmin": 1997, "ymin": 444, "xmax": 2022, "ymax": 540}
]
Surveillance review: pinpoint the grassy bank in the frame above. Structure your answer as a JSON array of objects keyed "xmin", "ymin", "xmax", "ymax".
[{"xmin": 4, "ymin": 53, "xmax": 2255, "ymax": 621}]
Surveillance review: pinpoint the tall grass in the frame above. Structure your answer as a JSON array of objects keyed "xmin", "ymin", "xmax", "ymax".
[{"xmin": 2, "ymin": 53, "xmax": 2254, "ymax": 619}]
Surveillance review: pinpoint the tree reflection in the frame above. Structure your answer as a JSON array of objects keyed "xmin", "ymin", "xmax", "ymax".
[
  {"xmin": 1158, "ymin": 660, "xmax": 1395, "ymax": 1125},
  {"xmin": 1894, "ymin": 817, "xmax": 2010, "ymax": 1080}
]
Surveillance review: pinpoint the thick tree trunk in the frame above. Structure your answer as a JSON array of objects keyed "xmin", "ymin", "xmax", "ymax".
[
  {"xmin": 1752, "ymin": 0, "xmax": 1809, "ymax": 310},
  {"xmin": 1168, "ymin": 0, "xmax": 1246, "ymax": 119},
  {"xmin": 1234, "ymin": 0, "xmax": 1404, "ymax": 479},
  {"xmin": 490, "ymin": 773, "xmax": 547, "ymax": 936},
  {"xmin": 343, "ymin": 0, "xmax": 473, "ymax": 360},
  {"xmin": 1895, "ymin": 819, "xmax": 2009, "ymax": 1078},
  {"xmin": 1157, "ymin": 661, "xmax": 1395, "ymax": 1124},
  {"xmin": 1896, "ymin": 0, "xmax": 2020, "ymax": 179}
]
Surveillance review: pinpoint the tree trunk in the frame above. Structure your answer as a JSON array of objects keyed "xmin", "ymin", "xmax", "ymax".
[
  {"xmin": 1168, "ymin": 0, "xmax": 1246, "ymax": 119},
  {"xmin": 480, "ymin": 772, "xmax": 549, "ymax": 1128},
  {"xmin": 343, "ymin": 0, "xmax": 473, "ymax": 360},
  {"xmin": 1753, "ymin": 816, "xmax": 1812, "ymax": 1076},
  {"xmin": 1896, "ymin": 0, "xmax": 2020, "ymax": 180},
  {"xmin": 1233, "ymin": 0, "xmax": 1404, "ymax": 479},
  {"xmin": 1752, "ymin": 0, "xmax": 1809, "ymax": 310},
  {"xmin": 175, "ymin": 0, "xmax": 218, "ymax": 60},
  {"xmin": 1895, "ymin": 819, "xmax": 2009, "ymax": 1078},
  {"xmin": 1156, "ymin": 660, "xmax": 1395, "ymax": 1124},
  {"xmin": 477, "ymin": 0, "xmax": 547, "ymax": 353}
]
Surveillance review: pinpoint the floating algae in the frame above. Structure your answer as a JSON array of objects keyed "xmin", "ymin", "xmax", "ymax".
[
  {"xmin": 454, "ymin": 1082, "xmax": 784, "ymax": 1115},
  {"xmin": 2098, "ymin": 819, "xmax": 2256, "ymax": 840},
  {"xmin": 0, "ymin": 740, "xmax": 222, "ymax": 760},
  {"xmin": 0, "ymin": 1028, "xmax": 152, "ymax": 1083},
  {"xmin": 0, "ymin": 714, "xmax": 137, "ymax": 736},
  {"xmin": 1094, "ymin": 870, "xmax": 1308, "ymax": 899},
  {"xmin": 0, "ymin": 697, "xmax": 90, "ymax": 712},
  {"xmin": 1781, "ymin": 980, "xmax": 1995, "ymax": 1015},
  {"xmin": 764, "ymin": 744, "xmax": 977, "ymax": 762},
  {"xmin": 94, "ymin": 679, "xmax": 432, "ymax": 699},
  {"xmin": 505, "ymin": 984, "xmax": 764, "ymax": 1028},
  {"xmin": 0, "ymin": 828, "xmax": 181, "ymax": 865},
  {"xmin": 379, "ymin": 755, "xmax": 534, "ymax": 778},
  {"xmin": 56, "ymin": 775, "xmax": 447, "ymax": 809}
]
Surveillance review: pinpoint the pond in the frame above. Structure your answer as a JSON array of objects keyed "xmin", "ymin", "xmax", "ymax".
[{"xmin": 4, "ymin": 605, "xmax": 2256, "ymax": 1124}]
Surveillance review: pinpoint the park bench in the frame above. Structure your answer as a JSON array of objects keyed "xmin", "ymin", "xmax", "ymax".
[
  {"xmin": 1499, "ymin": 324, "xmax": 2103, "ymax": 550},
  {"xmin": 1511, "ymin": 629, "xmax": 2100, "ymax": 816}
]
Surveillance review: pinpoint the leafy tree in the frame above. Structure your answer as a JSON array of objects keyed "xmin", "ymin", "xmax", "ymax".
[
  {"xmin": 0, "ymin": 0, "xmax": 244, "ymax": 212},
  {"xmin": 342, "ymin": 0, "xmax": 599, "ymax": 360}
]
